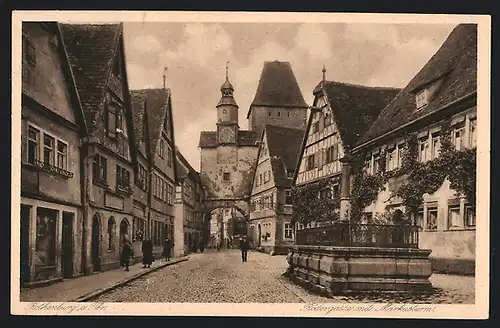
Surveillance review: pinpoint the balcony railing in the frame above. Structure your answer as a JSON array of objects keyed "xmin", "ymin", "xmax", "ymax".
[
  {"xmin": 295, "ymin": 221, "xmax": 419, "ymax": 248},
  {"xmin": 31, "ymin": 159, "xmax": 73, "ymax": 178}
]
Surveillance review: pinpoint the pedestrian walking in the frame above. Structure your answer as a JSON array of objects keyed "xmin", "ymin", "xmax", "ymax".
[
  {"xmin": 141, "ymin": 239, "xmax": 153, "ymax": 268},
  {"xmin": 239, "ymin": 236, "xmax": 249, "ymax": 262},
  {"xmin": 162, "ymin": 238, "xmax": 173, "ymax": 261},
  {"xmin": 120, "ymin": 235, "xmax": 133, "ymax": 271}
]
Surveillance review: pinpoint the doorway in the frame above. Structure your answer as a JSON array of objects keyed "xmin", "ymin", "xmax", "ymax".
[
  {"xmin": 91, "ymin": 215, "xmax": 101, "ymax": 272},
  {"xmin": 20, "ymin": 205, "xmax": 31, "ymax": 287},
  {"xmin": 257, "ymin": 223, "xmax": 262, "ymax": 247},
  {"xmin": 61, "ymin": 212, "xmax": 74, "ymax": 279}
]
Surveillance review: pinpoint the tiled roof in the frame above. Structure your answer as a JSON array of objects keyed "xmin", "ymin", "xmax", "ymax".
[
  {"xmin": 59, "ymin": 23, "xmax": 122, "ymax": 135},
  {"xmin": 130, "ymin": 88, "xmax": 170, "ymax": 158},
  {"xmin": 247, "ymin": 61, "xmax": 308, "ymax": 118},
  {"xmin": 198, "ymin": 130, "xmax": 258, "ymax": 148},
  {"xmin": 357, "ymin": 24, "xmax": 477, "ymax": 145},
  {"xmin": 319, "ymin": 81, "xmax": 401, "ymax": 149},
  {"xmin": 130, "ymin": 91, "xmax": 146, "ymax": 146},
  {"xmin": 176, "ymin": 149, "xmax": 200, "ymax": 182},
  {"xmin": 264, "ymin": 124, "xmax": 305, "ymax": 188},
  {"xmin": 198, "ymin": 131, "xmax": 217, "ymax": 148}
]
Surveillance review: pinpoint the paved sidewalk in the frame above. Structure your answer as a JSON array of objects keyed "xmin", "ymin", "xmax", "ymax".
[{"xmin": 20, "ymin": 257, "xmax": 188, "ymax": 302}]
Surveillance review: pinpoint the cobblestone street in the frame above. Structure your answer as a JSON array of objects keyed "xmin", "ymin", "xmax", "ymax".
[{"xmin": 92, "ymin": 249, "xmax": 475, "ymax": 304}]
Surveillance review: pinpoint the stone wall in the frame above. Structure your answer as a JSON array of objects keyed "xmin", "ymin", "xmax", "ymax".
[{"xmin": 286, "ymin": 245, "xmax": 433, "ymax": 294}]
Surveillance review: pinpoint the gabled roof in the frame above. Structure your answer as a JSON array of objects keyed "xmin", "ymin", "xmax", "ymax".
[
  {"xmin": 264, "ymin": 124, "xmax": 305, "ymax": 188},
  {"xmin": 247, "ymin": 61, "xmax": 308, "ymax": 118},
  {"xmin": 319, "ymin": 81, "xmax": 401, "ymax": 150},
  {"xmin": 130, "ymin": 92, "xmax": 146, "ymax": 146},
  {"xmin": 176, "ymin": 149, "xmax": 200, "ymax": 182},
  {"xmin": 357, "ymin": 23, "xmax": 477, "ymax": 146},
  {"xmin": 198, "ymin": 130, "xmax": 258, "ymax": 148},
  {"xmin": 130, "ymin": 88, "xmax": 170, "ymax": 160},
  {"xmin": 59, "ymin": 23, "xmax": 122, "ymax": 135}
]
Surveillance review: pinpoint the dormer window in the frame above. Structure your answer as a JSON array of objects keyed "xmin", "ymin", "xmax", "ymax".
[{"xmin": 416, "ymin": 89, "xmax": 428, "ymax": 109}]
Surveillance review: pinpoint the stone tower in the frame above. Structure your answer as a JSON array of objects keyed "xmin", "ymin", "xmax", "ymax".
[{"xmin": 246, "ymin": 61, "xmax": 309, "ymax": 138}]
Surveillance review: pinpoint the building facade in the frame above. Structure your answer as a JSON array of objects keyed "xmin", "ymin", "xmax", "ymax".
[
  {"xmin": 174, "ymin": 149, "xmax": 207, "ymax": 256},
  {"xmin": 350, "ymin": 24, "xmax": 477, "ymax": 275},
  {"xmin": 249, "ymin": 125, "xmax": 305, "ymax": 255},
  {"xmin": 130, "ymin": 88, "xmax": 178, "ymax": 259},
  {"xmin": 20, "ymin": 22, "xmax": 87, "ymax": 286},
  {"xmin": 292, "ymin": 71, "xmax": 400, "ymax": 231},
  {"xmin": 60, "ymin": 23, "xmax": 137, "ymax": 273}
]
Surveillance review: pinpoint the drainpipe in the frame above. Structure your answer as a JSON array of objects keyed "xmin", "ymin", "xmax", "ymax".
[{"xmin": 81, "ymin": 139, "xmax": 96, "ymax": 275}]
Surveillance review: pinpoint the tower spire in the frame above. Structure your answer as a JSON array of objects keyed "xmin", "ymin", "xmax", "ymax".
[
  {"xmin": 225, "ymin": 61, "xmax": 230, "ymax": 81},
  {"xmin": 163, "ymin": 66, "xmax": 168, "ymax": 89},
  {"xmin": 322, "ymin": 64, "xmax": 326, "ymax": 82}
]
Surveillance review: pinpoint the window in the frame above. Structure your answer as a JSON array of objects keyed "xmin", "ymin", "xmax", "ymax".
[
  {"xmin": 451, "ymin": 123, "xmax": 465, "ymax": 151},
  {"xmin": 35, "ymin": 208, "xmax": 57, "ymax": 267},
  {"xmin": 284, "ymin": 222, "xmax": 293, "ymax": 240},
  {"xmin": 116, "ymin": 165, "xmax": 130, "ymax": 188},
  {"xmin": 416, "ymin": 89, "xmax": 428, "ymax": 109},
  {"xmin": 313, "ymin": 121, "xmax": 319, "ymax": 133},
  {"xmin": 414, "ymin": 208, "xmax": 424, "ymax": 227},
  {"xmin": 287, "ymin": 112, "xmax": 290, "ymax": 117},
  {"xmin": 447, "ymin": 206, "xmax": 461, "ymax": 229},
  {"xmin": 465, "ymin": 205, "xmax": 476, "ymax": 227},
  {"xmin": 397, "ymin": 145, "xmax": 404, "ymax": 168},
  {"xmin": 426, "ymin": 207, "xmax": 438, "ymax": 231},
  {"xmin": 268, "ymin": 111, "xmax": 271, "ymax": 117},
  {"xmin": 136, "ymin": 164, "xmax": 148, "ymax": 190},
  {"xmin": 364, "ymin": 156, "xmax": 372, "ymax": 175},
  {"xmin": 107, "ymin": 217, "xmax": 116, "ymax": 250},
  {"xmin": 167, "ymin": 147, "xmax": 173, "ymax": 166},
  {"xmin": 56, "ymin": 141, "xmax": 68, "ymax": 170},
  {"xmin": 223, "ymin": 172, "xmax": 230, "ymax": 181},
  {"xmin": 107, "ymin": 105, "xmax": 116, "ymax": 137},
  {"xmin": 325, "ymin": 145, "xmax": 338, "ymax": 163},
  {"xmin": 431, "ymin": 133, "xmax": 441, "ymax": 159},
  {"xmin": 93, "ymin": 155, "xmax": 107, "ymax": 183},
  {"xmin": 222, "ymin": 109, "xmax": 227, "ymax": 114},
  {"xmin": 387, "ymin": 147, "xmax": 397, "ymax": 171},
  {"xmin": 22, "ymin": 35, "xmax": 36, "ymax": 66},
  {"xmin": 43, "ymin": 134, "xmax": 55, "ymax": 165},
  {"xmin": 306, "ymin": 155, "xmax": 315, "ymax": 170},
  {"xmin": 332, "ymin": 184, "xmax": 340, "ymax": 198},
  {"xmin": 278, "ymin": 111, "xmax": 281, "ymax": 117},
  {"xmin": 285, "ymin": 189, "xmax": 292, "ymax": 205},
  {"xmin": 418, "ymin": 137, "xmax": 429, "ymax": 162},
  {"xmin": 324, "ymin": 112, "xmax": 332, "ymax": 126},
  {"xmin": 469, "ymin": 118, "xmax": 477, "ymax": 148},
  {"xmin": 159, "ymin": 140, "xmax": 164, "ymax": 158},
  {"xmin": 373, "ymin": 153, "xmax": 380, "ymax": 173},
  {"xmin": 28, "ymin": 126, "xmax": 39, "ymax": 164},
  {"xmin": 264, "ymin": 170, "xmax": 270, "ymax": 183},
  {"xmin": 168, "ymin": 184, "xmax": 174, "ymax": 205}
]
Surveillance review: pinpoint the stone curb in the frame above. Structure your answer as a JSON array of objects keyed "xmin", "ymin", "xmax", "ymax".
[{"xmin": 72, "ymin": 256, "xmax": 189, "ymax": 302}]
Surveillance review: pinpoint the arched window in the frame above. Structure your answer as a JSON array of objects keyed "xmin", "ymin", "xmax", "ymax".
[{"xmin": 107, "ymin": 217, "xmax": 116, "ymax": 250}]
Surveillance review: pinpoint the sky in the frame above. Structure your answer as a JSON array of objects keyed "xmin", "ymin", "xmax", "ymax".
[{"xmin": 122, "ymin": 22, "xmax": 456, "ymax": 171}]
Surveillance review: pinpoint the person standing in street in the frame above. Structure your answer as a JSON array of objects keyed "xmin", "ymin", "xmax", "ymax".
[
  {"xmin": 120, "ymin": 235, "xmax": 133, "ymax": 271},
  {"xmin": 239, "ymin": 236, "xmax": 249, "ymax": 262},
  {"xmin": 162, "ymin": 238, "xmax": 173, "ymax": 261},
  {"xmin": 141, "ymin": 239, "xmax": 153, "ymax": 268}
]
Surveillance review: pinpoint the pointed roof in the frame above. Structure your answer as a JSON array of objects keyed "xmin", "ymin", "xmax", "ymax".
[
  {"xmin": 59, "ymin": 23, "xmax": 122, "ymax": 135},
  {"xmin": 318, "ymin": 81, "xmax": 401, "ymax": 149},
  {"xmin": 130, "ymin": 88, "xmax": 170, "ymax": 159},
  {"xmin": 357, "ymin": 24, "xmax": 477, "ymax": 146},
  {"xmin": 247, "ymin": 61, "xmax": 308, "ymax": 118},
  {"xmin": 264, "ymin": 124, "xmax": 305, "ymax": 188}
]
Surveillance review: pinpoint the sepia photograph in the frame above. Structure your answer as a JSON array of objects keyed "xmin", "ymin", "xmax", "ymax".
[{"xmin": 11, "ymin": 11, "xmax": 490, "ymax": 318}]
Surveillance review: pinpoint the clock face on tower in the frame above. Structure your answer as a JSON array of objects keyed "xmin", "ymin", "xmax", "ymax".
[{"xmin": 219, "ymin": 126, "xmax": 236, "ymax": 144}]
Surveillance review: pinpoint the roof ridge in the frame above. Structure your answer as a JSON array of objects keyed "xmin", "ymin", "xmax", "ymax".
[
  {"xmin": 264, "ymin": 123, "xmax": 306, "ymax": 132},
  {"xmin": 324, "ymin": 80, "xmax": 402, "ymax": 91}
]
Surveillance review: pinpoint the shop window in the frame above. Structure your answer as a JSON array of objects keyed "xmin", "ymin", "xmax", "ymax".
[{"xmin": 35, "ymin": 208, "xmax": 57, "ymax": 267}]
